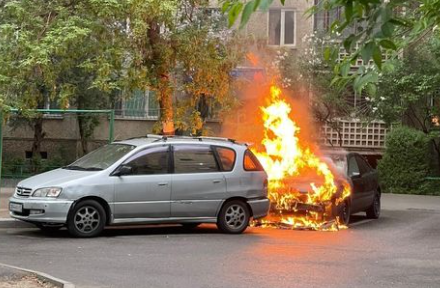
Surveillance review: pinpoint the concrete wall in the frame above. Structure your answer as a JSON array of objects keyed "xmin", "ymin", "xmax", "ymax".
[{"xmin": 2, "ymin": 116, "xmax": 221, "ymax": 163}]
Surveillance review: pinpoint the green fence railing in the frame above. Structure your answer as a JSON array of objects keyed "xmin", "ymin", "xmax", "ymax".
[{"xmin": 2, "ymin": 164, "xmax": 63, "ymax": 179}]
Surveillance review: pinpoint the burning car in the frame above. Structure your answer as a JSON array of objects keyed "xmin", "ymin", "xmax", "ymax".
[{"xmin": 250, "ymin": 85, "xmax": 355, "ymax": 230}]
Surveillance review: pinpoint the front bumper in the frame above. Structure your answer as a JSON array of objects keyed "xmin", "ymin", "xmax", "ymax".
[
  {"xmin": 9, "ymin": 196, "xmax": 74, "ymax": 224},
  {"xmin": 248, "ymin": 197, "xmax": 270, "ymax": 219}
]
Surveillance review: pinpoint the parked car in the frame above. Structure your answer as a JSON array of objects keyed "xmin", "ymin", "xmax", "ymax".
[
  {"xmin": 9, "ymin": 135, "xmax": 269, "ymax": 237},
  {"xmin": 326, "ymin": 151, "xmax": 381, "ymax": 224},
  {"xmin": 274, "ymin": 151, "xmax": 381, "ymax": 226}
]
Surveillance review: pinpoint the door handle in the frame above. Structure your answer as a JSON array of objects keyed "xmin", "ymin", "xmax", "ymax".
[
  {"xmin": 158, "ymin": 182, "xmax": 169, "ymax": 186},
  {"xmin": 213, "ymin": 180, "xmax": 222, "ymax": 184}
]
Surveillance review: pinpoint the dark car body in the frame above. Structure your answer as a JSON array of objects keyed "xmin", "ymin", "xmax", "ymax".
[{"xmin": 327, "ymin": 152, "xmax": 381, "ymax": 221}]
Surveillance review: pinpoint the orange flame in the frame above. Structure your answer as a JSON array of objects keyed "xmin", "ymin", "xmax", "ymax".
[{"xmin": 252, "ymin": 85, "xmax": 351, "ymax": 231}]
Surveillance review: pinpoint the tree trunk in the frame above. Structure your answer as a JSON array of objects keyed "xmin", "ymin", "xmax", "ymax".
[
  {"xmin": 76, "ymin": 95, "xmax": 89, "ymax": 155},
  {"xmin": 147, "ymin": 20, "xmax": 175, "ymax": 135},
  {"xmin": 431, "ymin": 138, "xmax": 440, "ymax": 175},
  {"xmin": 31, "ymin": 116, "xmax": 45, "ymax": 172},
  {"xmin": 78, "ymin": 117, "xmax": 88, "ymax": 155},
  {"xmin": 158, "ymin": 76, "xmax": 175, "ymax": 135}
]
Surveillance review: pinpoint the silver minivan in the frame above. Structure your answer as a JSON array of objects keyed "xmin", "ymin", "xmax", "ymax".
[{"xmin": 9, "ymin": 135, "xmax": 269, "ymax": 237}]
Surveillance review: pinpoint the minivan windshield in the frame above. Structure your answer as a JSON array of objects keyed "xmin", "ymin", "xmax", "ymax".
[{"xmin": 63, "ymin": 144, "xmax": 135, "ymax": 171}]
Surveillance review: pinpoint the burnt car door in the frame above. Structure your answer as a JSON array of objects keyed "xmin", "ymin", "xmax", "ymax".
[{"xmin": 347, "ymin": 154, "xmax": 365, "ymax": 212}]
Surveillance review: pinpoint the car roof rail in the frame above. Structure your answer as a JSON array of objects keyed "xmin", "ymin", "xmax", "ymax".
[
  {"xmin": 124, "ymin": 134, "xmax": 163, "ymax": 141},
  {"xmin": 156, "ymin": 135, "xmax": 240, "ymax": 144},
  {"xmin": 122, "ymin": 134, "xmax": 251, "ymax": 146},
  {"xmin": 194, "ymin": 136, "xmax": 237, "ymax": 143}
]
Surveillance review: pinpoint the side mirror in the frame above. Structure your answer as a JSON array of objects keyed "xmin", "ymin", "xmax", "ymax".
[
  {"xmin": 350, "ymin": 171, "xmax": 361, "ymax": 179},
  {"xmin": 112, "ymin": 165, "xmax": 133, "ymax": 176}
]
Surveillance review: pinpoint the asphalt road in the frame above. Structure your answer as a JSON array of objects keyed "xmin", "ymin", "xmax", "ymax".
[{"xmin": 0, "ymin": 194, "xmax": 439, "ymax": 288}]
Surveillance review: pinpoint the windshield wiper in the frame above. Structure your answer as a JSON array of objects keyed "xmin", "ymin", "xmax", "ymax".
[
  {"xmin": 62, "ymin": 165, "xmax": 86, "ymax": 170},
  {"xmin": 83, "ymin": 167, "xmax": 103, "ymax": 171},
  {"xmin": 62, "ymin": 165, "xmax": 103, "ymax": 171}
]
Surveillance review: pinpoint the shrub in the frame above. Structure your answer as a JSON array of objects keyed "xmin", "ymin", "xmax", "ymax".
[
  {"xmin": 1, "ymin": 155, "xmax": 26, "ymax": 177},
  {"xmin": 377, "ymin": 126, "xmax": 430, "ymax": 194}
]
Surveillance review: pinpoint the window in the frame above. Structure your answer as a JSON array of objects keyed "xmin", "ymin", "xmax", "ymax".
[
  {"xmin": 356, "ymin": 156, "xmax": 372, "ymax": 174},
  {"xmin": 215, "ymin": 147, "xmax": 236, "ymax": 171},
  {"xmin": 173, "ymin": 145, "xmax": 219, "ymax": 174},
  {"xmin": 115, "ymin": 90, "xmax": 159, "ymax": 119},
  {"xmin": 313, "ymin": 6, "xmax": 342, "ymax": 32},
  {"xmin": 243, "ymin": 150, "xmax": 264, "ymax": 171},
  {"xmin": 67, "ymin": 144, "xmax": 135, "ymax": 170},
  {"xmin": 268, "ymin": 9, "xmax": 295, "ymax": 46},
  {"xmin": 123, "ymin": 146, "xmax": 169, "ymax": 175},
  {"xmin": 348, "ymin": 156, "xmax": 360, "ymax": 176},
  {"xmin": 25, "ymin": 151, "xmax": 48, "ymax": 159}
]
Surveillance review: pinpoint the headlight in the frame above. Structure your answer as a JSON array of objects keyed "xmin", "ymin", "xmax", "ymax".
[{"xmin": 32, "ymin": 187, "xmax": 62, "ymax": 198}]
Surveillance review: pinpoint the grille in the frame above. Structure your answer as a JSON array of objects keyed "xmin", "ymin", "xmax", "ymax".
[{"xmin": 15, "ymin": 186, "xmax": 32, "ymax": 198}]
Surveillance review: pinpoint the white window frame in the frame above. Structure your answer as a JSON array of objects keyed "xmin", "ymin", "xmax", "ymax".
[{"xmin": 267, "ymin": 9, "xmax": 296, "ymax": 47}]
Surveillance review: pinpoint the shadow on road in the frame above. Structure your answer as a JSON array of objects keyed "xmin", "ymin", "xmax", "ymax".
[
  {"xmin": 17, "ymin": 224, "xmax": 229, "ymax": 239},
  {"xmin": 9, "ymin": 212, "xmax": 393, "ymax": 239}
]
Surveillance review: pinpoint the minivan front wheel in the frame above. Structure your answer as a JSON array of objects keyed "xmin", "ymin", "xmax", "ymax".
[
  {"xmin": 67, "ymin": 200, "xmax": 106, "ymax": 238},
  {"xmin": 217, "ymin": 200, "xmax": 250, "ymax": 234}
]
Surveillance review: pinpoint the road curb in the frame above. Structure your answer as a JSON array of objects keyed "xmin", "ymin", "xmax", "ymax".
[
  {"xmin": 0, "ymin": 218, "xmax": 34, "ymax": 229},
  {"xmin": 0, "ymin": 262, "xmax": 75, "ymax": 288}
]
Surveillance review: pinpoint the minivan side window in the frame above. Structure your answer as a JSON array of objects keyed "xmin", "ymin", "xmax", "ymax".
[
  {"xmin": 173, "ymin": 145, "xmax": 219, "ymax": 173},
  {"xmin": 123, "ymin": 146, "xmax": 169, "ymax": 175},
  {"xmin": 214, "ymin": 147, "xmax": 236, "ymax": 172},
  {"xmin": 243, "ymin": 150, "xmax": 264, "ymax": 171}
]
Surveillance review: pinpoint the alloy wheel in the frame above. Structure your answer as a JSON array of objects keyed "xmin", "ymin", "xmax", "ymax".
[
  {"xmin": 74, "ymin": 206, "xmax": 101, "ymax": 234},
  {"xmin": 225, "ymin": 204, "xmax": 246, "ymax": 230}
]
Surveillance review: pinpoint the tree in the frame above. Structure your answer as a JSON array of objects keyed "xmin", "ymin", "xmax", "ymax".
[
  {"xmin": 0, "ymin": 0, "xmax": 126, "ymax": 158},
  {"xmin": 367, "ymin": 36, "xmax": 440, "ymax": 173},
  {"xmin": 0, "ymin": 0, "xmax": 243, "ymax": 153},
  {"xmin": 126, "ymin": 0, "xmax": 244, "ymax": 135}
]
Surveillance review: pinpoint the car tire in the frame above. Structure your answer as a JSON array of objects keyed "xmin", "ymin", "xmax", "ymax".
[
  {"xmin": 338, "ymin": 200, "xmax": 351, "ymax": 226},
  {"xmin": 217, "ymin": 200, "xmax": 250, "ymax": 234},
  {"xmin": 366, "ymin": 192, "xmax": 381, "ymax": 219},
  {"xmin": 181, "ymin": 223, "xmax": 200, "ymax": 229},
  {"xmin": 67, "ymin": 200, "xmax": 106, "ymax": 238}
]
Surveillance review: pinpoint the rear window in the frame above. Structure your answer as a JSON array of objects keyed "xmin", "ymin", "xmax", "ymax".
[
  {"xmin": 215, "ymin": 147, "xmax": 236, "ymax": 171},
  {"xmin": 243, "ymin": 150, "xmax": 264, "ymax": 171},
  {"xmin": 173, "ymin": 145, "xmax": 219, "ymax": 173}
]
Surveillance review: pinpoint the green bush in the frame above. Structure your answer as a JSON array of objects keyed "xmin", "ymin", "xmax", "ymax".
[
  {"xmin": 377, "ymin": 126, "xmax": 430, "ymax": 194},
  {"xmin": 420, "ymin": 179, "xmax": 440, "ymax": 196},
  {"xmin": 1, "ymin": 155, "xmax": 26, "ymax": 177}
]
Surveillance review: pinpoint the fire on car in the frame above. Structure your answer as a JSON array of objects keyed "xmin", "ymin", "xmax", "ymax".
[{"xmin": 251, "ymin": 85, "xmax": 353, "ymax": 231}]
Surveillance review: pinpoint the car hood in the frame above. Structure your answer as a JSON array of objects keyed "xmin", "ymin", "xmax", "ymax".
[
  {"xmin": 18, "ymin": 168, "xmax": 100, "ymax": 189},
  {"xmin": 283, "ymin": 174, "xmax": 348, "ymax": 193}
]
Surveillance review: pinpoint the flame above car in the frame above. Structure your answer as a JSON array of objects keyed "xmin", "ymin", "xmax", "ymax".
[{"xmin": 252, "ymin": 85, "xmax": 351, "ymax": 231}]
